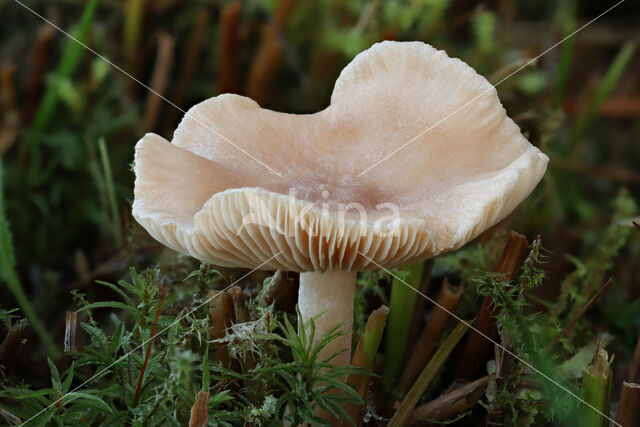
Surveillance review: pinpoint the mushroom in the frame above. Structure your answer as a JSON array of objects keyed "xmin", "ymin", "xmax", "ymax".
[{"xmin": 132, "ymin": 41, "xmax": 548, "ymax": 368}]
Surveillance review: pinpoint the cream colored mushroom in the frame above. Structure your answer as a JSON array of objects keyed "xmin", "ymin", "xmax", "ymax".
[{"xmin": 132, "ymin": 41, "xmax": 548, "ymax": 368}]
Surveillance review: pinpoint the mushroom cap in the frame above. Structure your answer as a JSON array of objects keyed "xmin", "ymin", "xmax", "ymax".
[{"xmin": 133, "ymin": 41, "xmax": 548, "ymax": 272}]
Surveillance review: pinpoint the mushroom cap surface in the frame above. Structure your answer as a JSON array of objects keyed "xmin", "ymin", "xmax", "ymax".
[{"xmin": 133, "ymin": 41, "xmax": 548, "ymax": 272}]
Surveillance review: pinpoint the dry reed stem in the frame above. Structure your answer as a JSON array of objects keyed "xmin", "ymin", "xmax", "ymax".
[
  {"xmin": 398, "ymin": 280, "xmax": 464, "ymax": 393},
  {"xmin": 189, "ymin": 390, "xmax": 210, "ymax": 427},
  {"xmin": 143, "ymin": 31, "xmax": 175, "ymax": 131},
  {"xmin": 173, "ymin": 11, "xmax": 210, "ymax": 113},
  {"xmin": 209, "ymin": 289, "xmax": 237, "ymax": 370},
  {"xmin": 410, "ymin": 376, "xmax": 490, "ymax": 424},
  {"xmin": 219, "ymin": 2, "xmax": 242, "ymax": 94},
  {"xmin": 615, "ymin": 382, "xmax": 640, "ymax": 427},
  {"xmin": 453, "ymin": 231, "xmax": 528, "ymax": 380},
  {"xmin": 64, "ymin": 311, "xmax": 79, "ymax": 353}
]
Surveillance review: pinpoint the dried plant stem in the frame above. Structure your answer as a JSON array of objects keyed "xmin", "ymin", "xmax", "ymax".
[
  {"xmin": 398, "ymin": 280, "xmax": 463, "ymax": 393},
  {"xmin": 553, "ymin": 159, "xmax": 640, "ymax": 187},
  {"xmin": 411, "ymin": 375, "xmax": 490, "ymax": 423},
  {"xmin": 64, "ymin": 311, "xmax": 79, "ymax": 353},
  {"xmin": 189, "ymin": 390, "xmax": 210, "ymax": 427},
  {"xmin": 143, "ymin": 31, "xmax": 175, "ymax": 131},
  {"xmin": 246, "ymin": 0, "xmax": 297, "ymax": 104},
  {"xmin": 615, "ymin": 382, "xmax": 640, "ymax": 427},
  {"xmin": 209, "ymin": 289, "xmax": 238, "ymax": 371},
  {"xmin": 26, "ymin": 25, "xmax": 55, "ymax": 122},
  {"xmin": 342, "ymin": 305, "xmax": 389, "ymax": 426},
  {"xmin": 581, "ymin": 345, "xmax": 612, "ymax": 427},
  {"xmin": 259, "ymin": 270, "xmax": 298, "ymax": 313},
  {"xmin": 454, "ymin": 231, "xmax": 528, "ymax": 380},
  {"xmin": 549, "ymin": 279, "xmax": 613, "ymax": 348},
  {"xmin": 389, "ymin": 320, "xmax": 471, "ymax": 427},
  {"xmin": 0, "ymin": 62, "xmax": 19, "ymax": 156},
  {"xmin": 408, "ymin": 259, "xmax": 434, "ymax": 344},
  {"xmin": 173, "ymin": 11, "xmax": 210, "ymax": 113},
  {"xmin": 0, "ymin": 319, "xmax": 29, "ymax": 378},
  {"xmin": 218, "ymin": 2, "xmax": 242, "ymax": 94},
  {"xmin": 630, "ymin": 331, "xmax": 640, "ymax": 383}
]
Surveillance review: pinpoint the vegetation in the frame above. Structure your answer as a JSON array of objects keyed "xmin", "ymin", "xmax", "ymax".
[{"xmin": 1, "ymin": 0, "xmax": 639, "ymax": 425}]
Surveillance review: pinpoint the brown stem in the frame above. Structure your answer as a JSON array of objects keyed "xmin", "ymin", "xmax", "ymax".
[
  {"xmin": 173, "ymin": 11, "xmax": 210, "ymax": 116},
  {"xmin": 134, "ymin": 281, "xmax": 167, "ymax": 405},
  {"xmin": 259, "ymin": 270, "xmax": 298, "ymax": 313},
  {"xmin": 547, "ymin": 279, "xmax": 613, "ymax": 349},
  {"xmin": 0, "ymin": 319, "xmax": 28, "ymax": 378},
  {"xmin": 26, "ymin": 25, "xmax": 55, "ymax": 123},
  {"xmin": 408, "ymin": 260, "xmax": 434, "ymax": 345},
  {"xmin": 553, "ymin": 158, "xmax": 640, "ymax": 187},
  {"xmin": 64, "ymin": 311, "xmax": 79, "ymax": 353},
  {"xmin": 453, "ymin": 231, "xmax": 528, "ymax": 380},
  {"xmin": 398, "ymin": 280, "xmax": 463, "ymax": 393},
  {"xmin": 143, "ymin": 31, "xmax": 175, "ymax": 132},
  {"xmin": 209, "ymin": 289, "xmax": 238, "ymax": 370},
  {"xmin": 246, "ymin": 0, "xmax": 298, "ymax": 105},
  {"xmin": 410, "ymin": 376, "xmax": 490, "ymax": 423},
  {"xmin": 218, "ymin": 2, "xmax": 242, "ymax": 94},
  {"xmin": 630, "ymin": 331, "xmax": 640, "ymax": 383},
  {"xmin": 616, "ymin": 382, "xmax": 640, "ymax": 427},
  {"xmin": 189, "ymin": 390, "xmax": 210, "ymax": 427}
]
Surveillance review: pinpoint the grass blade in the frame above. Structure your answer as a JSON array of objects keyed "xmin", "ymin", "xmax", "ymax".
[
  {"xmin": 27, "ymin": 0, "xmax": 100, "ymax": 148},
  {"xmin": 97, "ymin": 138, "xmax": 122, "ymax": 246},
  {"xmin": 569, "ymin": 42, "xmax": 637, "ymax": 149},
  {"xmin": 384, "ymin": 262, "xmax": 425, "ymax": 383},
  {"xmin": 388, "ymin": 319, "xmax": 471, "ymax": 427},
  {"xmin": 0, "ymin": 162, "xmax": 59, "ymax": 359}
]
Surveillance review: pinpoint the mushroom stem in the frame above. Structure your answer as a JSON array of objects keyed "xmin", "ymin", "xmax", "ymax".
[{"xmin": 298, "ymin": 270, "xmax": 357, "ymax": 367}]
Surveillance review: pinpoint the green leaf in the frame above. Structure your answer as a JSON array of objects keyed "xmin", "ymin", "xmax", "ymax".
[
  {"xmin": 48, "ymin": 357, "xmax": 62, "ymax": 393},
  {"xmin": 78, "ymin": 301, "xmax": 140, "ymax": 319},
  {"xmin": 95, "ymin": 280, "xmax": 133, "ymax": 306},
  {"xmin": 61, "ymin": 392, "xmax": 113, "ymax": 413}
]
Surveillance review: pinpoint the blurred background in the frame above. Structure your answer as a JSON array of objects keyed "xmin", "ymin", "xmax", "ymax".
[{"xmin": 0, "ymin": 0, "xmax": 639, "ymax": 423}]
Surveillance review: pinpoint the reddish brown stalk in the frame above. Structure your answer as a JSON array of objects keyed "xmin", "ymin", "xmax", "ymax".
[
  {"xmin": 0, "ymin": 319, "xmax": 28, "ymax": 378},
  {"xmin": 1, "ymin": 61, "xmax": 16, "ymax": 112},
  {"xmin": 548, "ymin": 279, "xmax": 614, "ymax": 349},
  {"xmin": 629, "ymin": 331, "xmax": 640, "ymax": 383},
  {"xmin": 0, "ymin": 61, "xmax": 19, "ymax": 156},
  {"xmin": 231, "ymin": 286, "xmax": 248, "ymax": 323},
  {"xmin": 26, "ymin": 25, "xmax": 55, "ymax": 122},
  {"xmin": 134, "ymin": 282, "xmax": 167, "ymax": 405},
  {"xmin": 64, "ymin": 312, "xmax": 79, "ymax": 353},
  {"xmin": 246, "ymin": 31, "xmax": 283, "ymax": 105},
  {"xmin": 173, "ymin": 11, "xmax": 210, "ymax": 114},
  {"xmin": 209, "ymin": 289, "xmax": 239, "ymax": 371},
  {"xmin": 408, "ymin": 260, "xmax": 434, "ymax": 345},
  {"xmin": 218, "ymin": 2, "xmax": 242, "ymax": 94},
  {"xmin": 259, "ymin": 270, "xmax": 298, "ymax": 313},
  {"xmin": 189, "ymin": 391, "xmax": 210, "ymax": 427},
  {"xmin": 246, "ymin": 0, "xmax": 298, "ymax": 105},
  {"xmin": 553, "ymin": 158, "xmax": 640, "ymax": 187},
  {"xmin": 398, "ymin": 280, "xmax": 464, "ymax": 393},
  {"xmin": 453, "ymin": 231, "xmax": 528, "ymax": 380},
  {"xmin": 143, "ymin": 31, "xmax": 175, "ymax": 132},
  {"xmin": 410, "ymin": 376, "xmax": 490, "ymax": 424},
  {"xmin": 616, "ymin": 382, "xmax": 640, "ymax": 427}
]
